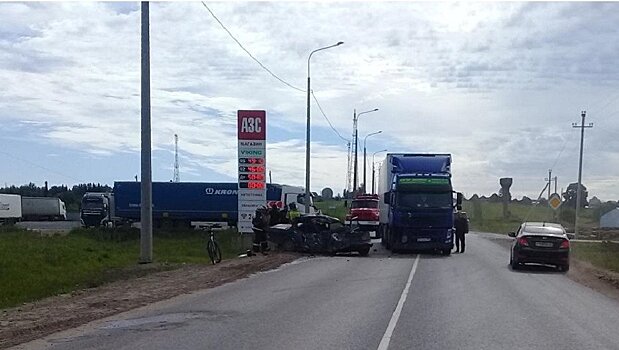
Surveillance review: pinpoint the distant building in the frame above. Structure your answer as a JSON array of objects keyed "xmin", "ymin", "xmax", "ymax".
[{"xmin": 600, "ymin": 208, "xmax": 619, "ymax": 228}]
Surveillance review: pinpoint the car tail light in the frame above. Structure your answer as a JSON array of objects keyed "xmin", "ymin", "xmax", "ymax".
[
  {"xmin": 560, "ymin": 239, "xmax": 570, "ymax": 249},
  {"xmin": 517, "ymin": 237, "xmax": 529, "ymax": 247}
]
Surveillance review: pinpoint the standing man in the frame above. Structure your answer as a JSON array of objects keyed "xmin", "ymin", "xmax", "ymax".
[
  {"xmin": 454, "ymin": 210, "xmax": 469, "ymax": 253},
  {"xmin": 287, "ymin": 203, "xmax": 301, "ymax": 222}
]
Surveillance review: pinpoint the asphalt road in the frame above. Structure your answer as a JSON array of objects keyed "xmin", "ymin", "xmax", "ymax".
[{"xmin": 17, "ymin": 234, "xmax": 619, "ymax": 350}]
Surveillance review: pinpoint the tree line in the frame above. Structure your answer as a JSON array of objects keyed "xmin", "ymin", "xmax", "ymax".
[{"xmin": 0, "ymin": 183, "xmax": 112, "ymax": 211}]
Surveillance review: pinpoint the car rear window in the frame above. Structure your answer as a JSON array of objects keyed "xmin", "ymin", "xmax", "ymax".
[{"xmin": 523, "ymin": 226, "xmax": 565, "ymax": 235}]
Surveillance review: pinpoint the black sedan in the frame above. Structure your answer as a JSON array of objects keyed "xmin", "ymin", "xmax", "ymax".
[{"xmin": 508, "ymin": 222, "xmax": 573, "ymax": 272}]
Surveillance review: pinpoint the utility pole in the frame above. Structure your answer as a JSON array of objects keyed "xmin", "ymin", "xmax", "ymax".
[
  {"xmin": 353, "ymin": 109, "xmax": 358, "ymax": 193},
  {"xmin": 554, "ymin": 176, "xmax": 558, "ymax": 194},
  {"xmin": 572, "ymin": 110, "xmax": 593, "ymax": 238},
  {"xmin": 345, "ymin": 141, "xmax": 351, "ymax": 195},
  {"xmin": 544, "ymin": 169, "xmax": 552, "ymax": 199},
  {"xmin": 173, "ymin": 134, "xmax": 180, "ymax": 182},
  {"xmin": 140, "ymin": 1, "xmax": 153, "ymax": 264}
]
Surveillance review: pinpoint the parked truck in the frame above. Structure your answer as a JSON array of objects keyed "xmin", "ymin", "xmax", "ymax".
[
  {"xmin": 378, "ymin": 153, "xmax": 462, "ymax": 255},
  {"xmin": 81, "ymin": 182, "xmax": 317, "ymax": 228},
  {"xmin": 0, "ymin": 194, "xmax": 22, "ymax": 225},
  {"xmin": 80, "ymin": 192, "xmax": 114, "ymax": 227},
  {"xmin": 21, "ymin": 197, "xmax": 67, "ymax": 221},
  {"xmin": 345, "ymin": 194, "xmax": 381, "ymax": 238}
]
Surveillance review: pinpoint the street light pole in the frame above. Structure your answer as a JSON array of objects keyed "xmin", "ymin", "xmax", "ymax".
[
  {"xmin": 372, "ymin": 149, "xmax": 387, "ymax": 194},
  {"xmin": 305, "ymin": 41, "xmax": 343, "ymax": 214},
  {"xmin": 352, "ymin": 108, "xmax": 378, "ymax": 194},
  {"xmin": 363, "ymin": 131, "xmax": 382, "ymax": 193}
]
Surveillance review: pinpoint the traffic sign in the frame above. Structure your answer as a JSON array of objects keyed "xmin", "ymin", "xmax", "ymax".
[
  {"xmin": 549, "ymin": 193, "xmax": 562, "ymax": 210},
  {"xmin": 238, "ymin": 110, "xmax": 266, "ymax": 233}
]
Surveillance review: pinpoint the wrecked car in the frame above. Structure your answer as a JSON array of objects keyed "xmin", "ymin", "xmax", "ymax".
[{"xmin": 266, "ymin": 215, "xmax": 372, "ymax": 256}]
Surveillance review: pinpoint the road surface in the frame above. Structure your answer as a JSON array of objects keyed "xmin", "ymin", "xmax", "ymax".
[{"xmin": 16, "ymin": 233, "xmax": 619, "ymax": 350}]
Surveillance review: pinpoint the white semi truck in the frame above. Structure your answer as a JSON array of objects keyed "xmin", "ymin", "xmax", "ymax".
[
  {"xmin": 21, "ymin": 197, "xmax": 67, "ymax": 221},
  {"xmin": 0, "ymin": 194, "xmax": 22, "ymax": 225}
]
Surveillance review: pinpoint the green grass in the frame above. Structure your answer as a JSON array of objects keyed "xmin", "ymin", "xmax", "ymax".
[
  {"xmin": 315, "ymin": 200, "xmax": 348, "ymax": 221},
  {"xmin": 462, "ymin": 200, "xmax": 598, "ymax": 234},
  {"xmin": 571, "ymin": 242, "xmax": 619, "ymax": 273},
  {"xmin": 0, "ymin": 226, "xmax": 243, "ymax": 310}
]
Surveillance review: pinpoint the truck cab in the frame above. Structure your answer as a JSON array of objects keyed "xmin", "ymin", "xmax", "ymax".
[
  {"xmin": 378, "ymin": 154, "xmax": 463, "ymax": 255},
  {"xmin": 345, "ymin": 194, "xmax": 380, "ymax": 237},
  {"xmin": 80, "ymin": 192, "xmax": 113, "ymax": 227}
]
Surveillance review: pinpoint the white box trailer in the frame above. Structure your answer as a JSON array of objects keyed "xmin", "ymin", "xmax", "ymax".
[
  {"xmin": 21, "ymin": 197, "xmax": 67, "ymax": 221},
  {"xmin": 0, "ymin": 194, "xmax": 22, "ymax": 224}
]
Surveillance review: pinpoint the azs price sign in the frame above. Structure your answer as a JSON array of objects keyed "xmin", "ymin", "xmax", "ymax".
[{"xmin": 237, "ymin": 110, "xmax": 267, "ymax": 233}]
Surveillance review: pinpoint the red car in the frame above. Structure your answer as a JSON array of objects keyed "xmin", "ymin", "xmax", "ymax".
[{"xmin": 345, "ymin": 194, "xmax": 380, "ymax": 238}]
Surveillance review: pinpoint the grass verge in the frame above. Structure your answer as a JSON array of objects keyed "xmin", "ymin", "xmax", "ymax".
[
  {"xmin": 0, "ymin": 226, "xmax": 244, "ymax": 310},
  {"xmin": 571, "ymin": 241, "xmax": 619, "ymax": 274}
]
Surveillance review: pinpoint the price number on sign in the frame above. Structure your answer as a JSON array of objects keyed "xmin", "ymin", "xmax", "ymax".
[
  {"xmin": 239, "ymin": 182, "xmax": 266, "ymax": 189},
  {"xmin": 238, "ymin": 157, "xmax": 264, "ymax": 165},
  {"xmin": 239, "ymin": 166, "xmax": 265, "ymax": 173},
  {"xmin": 239, "ymin": 174, "xmax": 265, "ymax": 181}
]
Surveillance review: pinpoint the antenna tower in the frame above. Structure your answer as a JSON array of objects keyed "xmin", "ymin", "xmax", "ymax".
[{"xmin": 173, "ymin": 134, "xmax": 180, "ymax": 182}]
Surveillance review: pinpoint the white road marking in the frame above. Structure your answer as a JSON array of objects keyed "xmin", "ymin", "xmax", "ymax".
[{"xmin": 377, "ymin": 254, "xmax": 420, "ymax": 350}]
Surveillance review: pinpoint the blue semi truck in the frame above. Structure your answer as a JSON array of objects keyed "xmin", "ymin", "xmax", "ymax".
[
  {"xmin": 80, "ymin": 182, "xmax": 315, "ymax": 228},
  {"xmin": 377, "ymin": 154, "xmax": 463, "ymax": 255}
]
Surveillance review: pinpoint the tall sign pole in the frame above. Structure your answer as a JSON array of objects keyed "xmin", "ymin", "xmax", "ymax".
[
  {"xmin": 139, "ymin": 1, "xmax": 153, "ymax": 263},
  {"xmin": 572, "ymin": 111, "xmax": 593, "ymax": 237},
  {"xmin": 237, "ymin": 110, "xmax": 267, "ymax": 234}
]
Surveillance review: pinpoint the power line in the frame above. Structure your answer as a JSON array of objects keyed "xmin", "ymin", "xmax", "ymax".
[
  {"xmin": 311, "ymin": 91, "xmax": 349, "ymax": 143},
  {"xmin": 200, "ymin": 2, "xmax": 304, "ymax": 93},
  {"xmin": 0, "ymin": 150, "xmax": 85, "ymax": 183},
  {"xmin": 200, "ymin": 2, "xmax": 349, "ymax": 145}
]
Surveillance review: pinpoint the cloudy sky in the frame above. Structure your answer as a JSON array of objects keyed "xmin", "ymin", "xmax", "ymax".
[{"xmin": 1, "ymin": 1, "xmax": 618, "ymax": 200}]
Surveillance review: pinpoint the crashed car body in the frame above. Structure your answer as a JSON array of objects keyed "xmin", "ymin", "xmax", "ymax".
[{"xmin": 266, "ymin": 215, "xmax": 372, "ymax": 256}]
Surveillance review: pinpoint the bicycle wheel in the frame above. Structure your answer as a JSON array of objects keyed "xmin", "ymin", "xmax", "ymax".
[
  {"xmin": 207, "ymin": 240, "xmax": 217, "ymax": 265},
  {"xmin": 207, "ymin": 240, "xmax": 222, "ymax": 264}
]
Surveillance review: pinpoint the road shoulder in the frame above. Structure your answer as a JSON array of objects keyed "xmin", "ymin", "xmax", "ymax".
[
  {"xmin": 0, "ymin": 253, "xmax": 298, "ymax": 349},
  {"xmin": 475, "ymin": 232, "xmax": 619, "ymax": 303}
]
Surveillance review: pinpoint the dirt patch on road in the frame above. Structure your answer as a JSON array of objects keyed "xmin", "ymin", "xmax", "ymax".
[
  {"xmin": 0, "ymin": 253, "xmax": 298, "ymax": 349},
  {"xmin": 567, "ymin": 260, "xmax": 619, "ymax": 301}
]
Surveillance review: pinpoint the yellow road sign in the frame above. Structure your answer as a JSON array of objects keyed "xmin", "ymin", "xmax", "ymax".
[{"xmin": 549, "ymin": 193, "xmax": 562, "ymax": 210}]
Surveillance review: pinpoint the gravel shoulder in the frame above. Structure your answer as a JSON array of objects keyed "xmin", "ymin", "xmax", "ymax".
[{"xmin": 1, "ymin": 253, "xmax": 298, "ymax": 349}]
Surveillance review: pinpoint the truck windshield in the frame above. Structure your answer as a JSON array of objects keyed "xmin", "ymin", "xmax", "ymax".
[
  {"xmin": 351, "ymin": 201, "xmax": 378, "ymax": 209},
  {"xmin": 396, "ymin": 192, "xmax": 452, "ymax": 209},
  {"xmin": 82, "ymin": 198, "xmax": 103, "ymax": 209}
]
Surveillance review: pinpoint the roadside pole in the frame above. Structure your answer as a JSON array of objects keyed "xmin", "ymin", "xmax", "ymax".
[
  {"xmin": 572, "ymin": 111, "xmax": 593, "ymax": 238},
  {"xmin": 140, "ymin": 1, "xmax": 153, "ymax": 263}
]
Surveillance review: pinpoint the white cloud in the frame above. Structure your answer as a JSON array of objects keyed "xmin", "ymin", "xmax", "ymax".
[{"xmin": 1, "ymin": 2, "xmax": 618, "ymax": 200}]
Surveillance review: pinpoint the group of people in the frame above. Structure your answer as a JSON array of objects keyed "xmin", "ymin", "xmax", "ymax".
[{"xmin": 251, "ymin": 202, "xmax": 302, "ymax": 253}]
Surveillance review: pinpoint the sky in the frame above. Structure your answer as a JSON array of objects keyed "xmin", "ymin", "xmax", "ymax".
[{"xmin": 1, "ymin": 1, "xmax": 619, "ymax": 200}]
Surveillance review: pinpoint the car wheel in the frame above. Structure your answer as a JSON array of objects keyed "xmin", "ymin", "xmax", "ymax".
[
  {"xmin": 557, "ymin": 264, "xmax": 569, "ymax": 272},
  {"xmin": 442, "ymin": 249, "xmax": 451, "ymax": 256},
  {"xmin": 280, "ymin": 239, "xmax": 294, "ymax": 252},
  {"xmin": 511, "ymin": 257, "xmax": 520, "ymax": 270}
]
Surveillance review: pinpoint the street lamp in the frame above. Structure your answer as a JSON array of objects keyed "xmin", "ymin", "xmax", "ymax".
[
  {"xmin": 372, "ymin": 149, "xmax": 387, "ymax": 194},
  {"xmin": 363, "ymin": 131, "xmax": 382, "ymax": 193},
  {"xmin": 305, "ymin": 41, "xmax": 344, "ymax": 214},
  {"xmin": 353, "ymin": 108, "xmax": 378, "ymax": 193}
]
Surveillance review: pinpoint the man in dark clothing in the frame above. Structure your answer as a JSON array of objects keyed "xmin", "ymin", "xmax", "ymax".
[{"xmin": 454, "ymin": 211, "xmax": 469, "ymax": 253}]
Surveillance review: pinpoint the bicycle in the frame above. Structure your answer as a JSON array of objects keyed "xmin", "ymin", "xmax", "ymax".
[{"xmin": 203, "ymin": 223, "xmax": 222, "ymax": 264}]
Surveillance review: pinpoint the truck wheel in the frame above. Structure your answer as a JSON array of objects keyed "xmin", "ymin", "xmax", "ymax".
[{"xmin": 358, "ymin": 246, "xmax": 371, "ymax": 257}]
